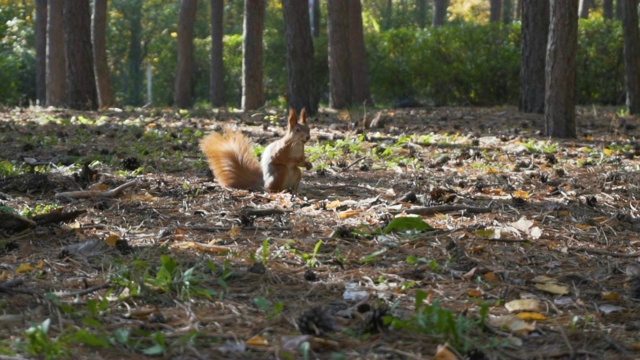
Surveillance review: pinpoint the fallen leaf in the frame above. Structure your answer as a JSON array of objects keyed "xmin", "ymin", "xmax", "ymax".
[
  {"xmin": 505, "ymin": 299, "xmax": 541, "ymax": 312},
  {"xmin": 466, "ymin": 289, "xmax": 483, "ymax": 297},
  {"xmin": 599, "ymin": 304, "xmax": 624, "ymax": 315},
  {"xmin": 326, "ymin": 200, "xmax": 341, "ymax": 210},
  {"xmin": 462, "ymin": 267, "xmax": 477, "ymax": 280},
  {"xmin": 337, "ymin": 209, "xmax": 361, "ymax": 219},
  {"xmin": 246, "ymin": 335, "xmax": 269, "ymax": 347},
  {"xmin": 516, "ymin": 312, "xmax": 547, "ymax": 321},
  {"xmin": 434, "ymin": 344, "xmax": 459, "ymax": 360},
  {"xmin": 535, "ymin": 283, "xmax": 569, "ymax": 295},
  {"xmin": 488, "ymin": 315, "xmax": 536, "ymax": 333},
  {"xmin": 172, "ymin": 242, "xmax": 229, "ymax": 254},
  {"xmin": 601, "ymin": 291, "xmax": 620, "ymax": 301},
  {"xmin": 511, "ymin": 217, "xmax": 533, "ymax": 233},
  {"xmin": 104, "ymin": 234, "xmax": 120, "ymax": 247}
]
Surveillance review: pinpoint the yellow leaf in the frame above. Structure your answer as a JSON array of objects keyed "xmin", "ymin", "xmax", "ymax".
[
  {"xmin": 130, "ymin": 193, "xmax": 158, "ymax": 202},
  {"xmin": 468, "ymin": 245, "xmax": 485, "ymax": 253},
  {"xmin": 475, "ymin": 228, "xmax": 500, "ymax": 239},
  {"xmin": 35, "ymin": 260, "xmax": 44, "ymax": 269},
  {"xmin": 0, "ymin": 271, "xmax": 9, "ymax": 280},
  {"xmin": 338, "ymin": 209, "xmax": 361, "ymax": 219},
  {"xmin": 575, "ymin": 224, "xmax": 591, "ymax": 230},
  {"xmin": 513, "ymin": 190, "xmax": 530, "ymax": 199},
  {"xmin": 434, "ymin": 344, "xmax": 460, "ymax": 360},
  {"xmin": 601, "ymin": 291, "xmax": 620, "ymax": 301},
  {"xmin": 603, "ymin": 147, "xmax": 613, "ymax": 156},
  {"xmin": 532, "ymin": 275, "xmax": 555, "ymax": 283},
  {"xmin": 505, "ymin": 299, "xmax": 541, "ymax": 312},
  {"xmin": 535, "ymin": 282, "xmax": 569, "ymax": 295},
  {"xmin": 326, "ymin": 200, "xmax": 341, "ymax": 210},
  {"xmin": 483, "ymin": 272, "xmax": 497, "ymax": 282},
  {"xmin": 516, "ymin": 312, "xmax": 547, "ymax": 321},
  {"xmin": 592, "ymin": 217, "xmax": 607, "ymax": 223},
  {"xmin": 172, "ymin": 241, "xmax": 229, "ymax": 254},
  {"xmin": 558, "ymin": 210, "xmax": 571, "ymax": 217},
  {"xmin": 105, "ymin": 234, "xmax": 120, "ymax": 247},
  {"xmin": 467, "ymin": 289, "xmax": 484, "ymax": 297},
  {"xmin": 246, "ymin": 335, "xmax": 269, "ymax": 347},
  {"xmin": 16, "ymin": 263, "xmax": 36, "ymax": 273}
]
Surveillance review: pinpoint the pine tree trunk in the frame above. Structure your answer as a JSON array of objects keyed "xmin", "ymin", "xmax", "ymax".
[
  {"xmin": 35, "ymin": 0, "xmax": 47, "ymax": 105},
  {"xmin": 621, "ymin": 0, "xmax": 640, "ymax": 114},
  {"xmin": 125, "ymin": 0, "xmax": 144, "ymax": 105},
  {"xmin": 578, "ymin": 0, "xmax": 593, "ymax": 18},
  {"xmin": 210, "ymin": 0, "xmax": 224, "ymax": 107},
  {"xmin": 174, "ymin": 0, "xmax": 198, "ymax": 109},
  {"xmin": 311, "ymin": 0, "xmax": 321, "ymax": 37},
  {"xmin": 602, "ymin": 0, "xmax": 613, "ymax": 19},
  {"xmin": 416, "ymin": 0, "xmax": 427, "ymax": 28},
  {"xmin": 520, "ymin": 0, "xmax": 548, "ymax": 114},
  {"xmin": 545, "ymin": 0, "xmax": 578, "ymax": 138},
  {"xmin": 242, "ymin": 0, "xmax": 265, "ymax": 110},
  {"xmin": 92, "ymin": 0, "xmax": 114, "ymax": 108},
  {"xmin": 490, "ymin": 0, "xmax": 503, "ymax": 23},
  {"xmin": 64, "ymin": 0, "xmax": 97, "ymax": 110},
  {"xmin": 46, "ymin": 0, "xmax": 65, "ymax": 107},
  {"xmin": 432, "ymin": 0, "xmax": 448, "ymax": 26},
  {"xmin": 502, "ymin": 0, "xmax": 513, "ymax": 23},
  {"xmin": 282, "ymin": 0, "xmax": 317, "ymax": 114},
  {"xmin": 348, "ymin": 0, "xmax": 372, "ymax": 106},
  {"xmin": 327, "ymin": 0, "xmax": 350, "ymax": 108}
]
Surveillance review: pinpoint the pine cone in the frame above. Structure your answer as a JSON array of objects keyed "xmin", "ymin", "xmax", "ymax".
[{"xmin": 297, "ymin": 307, "xmax": 335, "ymax": 336}]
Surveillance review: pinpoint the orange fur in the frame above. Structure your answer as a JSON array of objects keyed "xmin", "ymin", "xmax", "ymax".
[{"xmin": 199, "ymin": 129, "xmax": 263, "ymax": 190}]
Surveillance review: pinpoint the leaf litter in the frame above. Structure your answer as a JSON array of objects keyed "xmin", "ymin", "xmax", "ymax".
[{"xmin": 1, "ymin": 106, "xmax": 640, "ymax": 358}]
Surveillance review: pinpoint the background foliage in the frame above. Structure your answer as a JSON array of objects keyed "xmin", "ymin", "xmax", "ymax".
[{"xmin": 0, "ymin": 1, "xmax": 626, "ymax": 108}]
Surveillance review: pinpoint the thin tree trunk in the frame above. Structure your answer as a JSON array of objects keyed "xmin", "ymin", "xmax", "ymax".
[
  {"xmin": 92, "ymin": 0, "xmax": 114, "ymax": 108},
  {"xmin": 35, "ymin": 0, "xmax": 47, "ymax": 105},
  {"xmin": 602, "ymin": 0, "xmax": 613, "ymax": 19},
  {"xmin": 242, "ymin": 0, "xmax": 265, "ymax": 110},
  {"xmin": 126, "ymin": 0, "xmax": 144, "ymax": 106},
  {"xmin": 282, "ymin": 0, "xmax": 317, "ymax": 114},
  {"xmin": 210, "ymin": 0, "xmax": 224, "ymax": 106},
  {"xmin": 432, "ymin": 0, "xmax": 448, "ymax": 26},
  {"xmin": 616, "ymin": 0, "xmax": 623, "ymax": 20},
  {"xmin": 621, "ymin": 0, "xmax": 640, "ymax": 114},
  {"xmin": 490, "ymin": 0, "xmax": 503, "ymax": 23},
  {"xmin": 327, "ymin": 0, "xmax": 350, "ymax": 108},
  {"xmin": 416, "ymin": 0, "xmax": 427, "ymax": 28},
  {"xmin": 514, "ymin": 0, "xmax": 522, "ymax": 20},
  {"xmin": 348, "ymin": 0, "xmax": 372, "ymax": 105},
  {"xmin": 520, "ymin": 0, "xmax": 548, "ymax": 113},
  {"xmin": 46, "ymin": 0, "xmax": 65, "ymax": 107},
  {"xmin": 64, "ymin": 0, "xmax": 97, "ymax": 110},
  {"xmin": 578, "ymin": 0, "xmax": 593, "ymax": 18},
  {"xmin": 545, "ymin": 0, "xmax": 578, "ymax": 138},
  {"xmin": 502, "ymin": 0, "xmax": 513, "ymax": 23},
  {"xmin": 382, "ymin": 0, "xmax": 393, "ymax": 30},
  {"xmin": 311, "ymin": 0, "xmax": 321, "ymax": 37},
  {"xmin": 174, "ymin": 0, "xmax": 198, "ymax": 109}
]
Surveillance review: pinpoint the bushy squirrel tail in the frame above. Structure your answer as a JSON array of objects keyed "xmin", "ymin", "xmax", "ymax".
[{"xmin": 200, "ymin": 129, "xmax": 263, "ymax": 190}]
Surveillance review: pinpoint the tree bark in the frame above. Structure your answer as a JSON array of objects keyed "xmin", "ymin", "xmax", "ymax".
[
  {"xmin": 502, "ymin": 0, "xmax": 513, "ymax": 23},
  {"xmin": 64, "ymin": 0, "xmax": 97, "ymax": 110},
  {"xmin": 621, "ymin": 0, "xmax": 640, "ymax": 114},
  {"xmin": 92, "ymin": 0, "xmax": 114, "ymax": 108},
  {"xmin": 126, "ymin": 0, "xmax": 144, "ymax": 106},
  {"xmin": 490, "ymin": 0, "xmax": 503, "ymax": 23},
  {"xmin": 544, "ymin": 0, "xmax": 578, "ymax": 138},
  {"xmin": 616, "ymin": 0, "xmax": 623, "ymax": 19},
  {"xmin": 514, "ymin": 0, "xmax": 523, "ymax": 20},
  {"xmin": 282, "ymin": 0, "xmax": 317, "ymax": 114},
  {"xmin": 242, "ymin": 0, "xmax": 265, "ymax": 110},
  {"xmin": 35, "ymin": 0, "xmax": 47, "ymax": 105},
  {"xmin": 602, "ymin": 0, "xmax": 613, "ymax": 19},
  {"xmin": 327, "ymin": 0, "xmax": 350, "ymax": 108},
  {"xmin": 519, "ymin": 0, "xmax": 548, "ymax": 114},
  {"xmin": 432, "ymin": 0, "xmax": 448, "ymax": 26},
  {"xmin": 210, "ymin": 0, "xmax": 224, "ymax": 107},
  {"xmin": 348, "ymin": 0, "xmax": 372, "ymax": 106},
  {"xmin": 46, "ymin": 0, "xmax": 65, "ymax": 107},
  {"xmin": 174, "ymin": 0, "xmax": 198, "ymax": 109},
  {"xmin": 578, "ymin": 0, "xmax": 593, "ymax": 18},
  {"xmin": 311, "ymin": 0, "xmax": 321, "ymax": 37},
  {"xmin": 416, "ymin": 0, "xmax": 427, "ymax": 28}
]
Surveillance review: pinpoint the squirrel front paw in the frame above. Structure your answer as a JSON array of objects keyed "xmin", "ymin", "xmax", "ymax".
[{"xmin": 304, "ymin": 161, "xmax": 313, "ymax": 170}]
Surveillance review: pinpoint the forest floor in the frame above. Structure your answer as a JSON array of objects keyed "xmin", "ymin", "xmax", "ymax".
[{"xmin": 1, "ymin": 105, "xmax": 640, "ymax": 359}]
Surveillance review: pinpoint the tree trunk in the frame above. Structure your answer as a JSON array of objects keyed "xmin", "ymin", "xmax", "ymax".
[
  {"xmin": 502, "ymin": 0, "xmax": 513, "ymax": 23},
  {"xmin": 514, "ymin": 0, "xmax": 523, "ymax": 20},
  {"xmin": 348, "ymin": 0, "xmax": 372, "ymax": 106},
  {"xmin": 46, "ymin": 0, "xmax": 65, "ymax": 107},
  {"xmin": 127, "ymin": 1, "xmax": 144, "ymax": 106},
  {"xmin": 327, "ymin": 0, "xmax": 350, "ymax": 108},
  {"xmin": 520, "ymin": 0, "xmax": 548, "ymax": 114},
  {"xmin": 64, "ymin": 0, "xmax": 97, "ymax": 110},
  {"xmin": 311, "ymin": 0, "xmax": 321, "ymax": 37},
  {"xmin": 282, "ymin": 0, "xmax": 317, "ymax": 114},
  {"xmin": 416, "ymin": 0, "xmax": 427, "ymax": 28},
  {"xmin": 35, "ymin": 0, "xmax": 47, "ymax": 105},
  {"xmin": 382, "ymin": 0, "xmax": 393, "ymax": 30},
  {"xmin": 602, "ymin": 0, "xmax": 613, "ymax": 19},
  {"xmin": 616, "ymin": 0, "xmax": 623, "ymax": 19},
  {"xmin": 544, "ymin": 0, "xmax": 578, "ymax": 138},
  {"xmin": 578, "ymin": 0, "xmax": 593, "ymax": 18},
  {"xmin": 210, "ymin": 0, "xmax": 224, "ymax": 107},
  {"xmin": 433, "ymin": 0, "xmax": 448, "ymax": 26},
  {"xmin": 621, "ymin": 0, "xmax": 640, "ymax": 114},
  {"xmin": 174, "ymin": 0, "xmax": 198, "ymax": 109},
  {"xmin": 490, "ymin": 0, "xmax": 503, "ymax": 23},
  {"xmin": 92, "ymin": 0, "xmax": 114, "ymax": 108},
  {"xmin": 242, "ymin": 0, "xmax": 265, "ymax": 110}
]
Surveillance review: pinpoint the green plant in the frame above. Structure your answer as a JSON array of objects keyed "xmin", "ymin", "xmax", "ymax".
[
  {"xmin": 21, "ymin": 319, "xmax": 69, "ymax": 359},
  {"xmin": 254, "ymin": 296, "xmax": 285, "ymax": 320}
]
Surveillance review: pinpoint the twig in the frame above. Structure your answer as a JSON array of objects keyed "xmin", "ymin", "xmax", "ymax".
[
  {"xmin": 188, "ymin": 225, "xmax": 291, "ymax": 232},
  {"xmin": 568, "ymin": 246, "xmax": 640, "ymax": 258},
  {"xmin": 0, "ymin": 279, "xmax": 24, "ymax": 295},
  {"xmin": 342, "ymin": 156, "xmax": 366, "ymax": 172},
  {"xmin": 239, "ymin": 208, "xmax": 291, "ymax": 218},
  {"xmin": 395, "ymin": 205, "xmax": 492, "ymax": 215},
  {"xmin": 55, "ymin": 180, "xmax": 137, "ymax": 199},
  {"xmin": 54, "ymin": 281, "xmax": 111, "ymax": 298}
]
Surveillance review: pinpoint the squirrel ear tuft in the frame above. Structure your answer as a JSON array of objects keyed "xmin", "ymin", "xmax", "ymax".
[
  {"xmin": 299, "ymin": 108, "xmax": 307, "ymax": 124},
  {"xmin": 287, "ymin": 108, "xmax": 297, "ymax": 128}
]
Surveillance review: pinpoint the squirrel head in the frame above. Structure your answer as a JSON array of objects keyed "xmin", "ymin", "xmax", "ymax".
[{"xmin": 286, "ymin": 108, "xmax": 311, "ymax": 144}]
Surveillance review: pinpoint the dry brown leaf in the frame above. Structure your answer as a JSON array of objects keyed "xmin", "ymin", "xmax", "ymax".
[
  {"xmin": 467, "ymin": 289, "xmax": 483, "ymax": 297},
  {"xmin": 246, "ymin": 335, "xmax": 269, "ymax": 347},
  {"xmin": 104, "ymin": 234, "xmax": 120, "ymax": 247},
  {"xmin": 338, "ymin": 209, "xmax": 361, "ymax": 219},
  {"xmin": 462, "ymin": 267, "xmax": 477, "ymax": 280},
  {"xmin": 516, "ymin": 312, "xmax": 547, "ymax": 321},
  {"xmin": 535, "ymin": 283, "xmax": 569, "ymax": 295},
  {"xmin": 601, "ymin": 291, "xmax": 620, "ymax": 301},
  {"xmin": 434, "ymin": 344, "xmax": 459, "ymax": 360}
]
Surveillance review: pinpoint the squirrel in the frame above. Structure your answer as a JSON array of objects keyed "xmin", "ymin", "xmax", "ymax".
[{"xmin": 200, "ymin": 108, "xmax": 312, "ymax": 192}]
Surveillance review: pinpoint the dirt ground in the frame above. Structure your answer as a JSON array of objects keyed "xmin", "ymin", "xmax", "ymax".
[{"xmin": 2, "ymin": 106, "xmax": 640, "ymax": 359}]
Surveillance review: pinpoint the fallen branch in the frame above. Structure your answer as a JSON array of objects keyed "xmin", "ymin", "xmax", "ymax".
[
  {"xmin": 54, "ymin": 281, "xmax": 112, "ymax": 298},
  {"xmin": 239, "ymin": 208, "xmax": 291, "ymax": 218},
  {"xmin": 55, "ymin": 180, "xmax": 137, "ymax": 199},
  {"xmin": 568, "ymin": 246, "xmax": 640, "ymax": 258},
  {"xmin": 396, "ymin": 205, "xmax": 492, "ymax": 216},
  {"xmin": 32, "ymin": 210, "xmax": 87, "ymax": 226}
]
